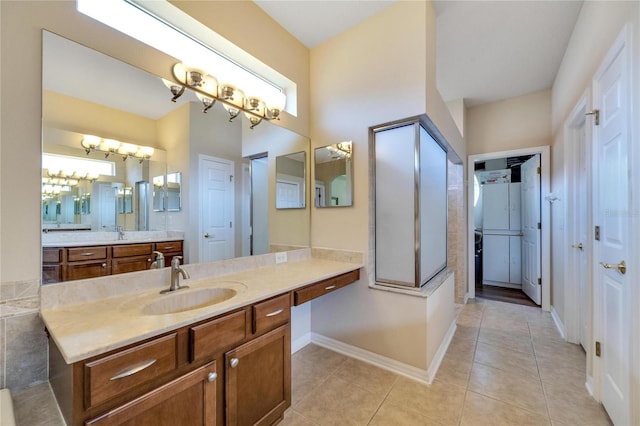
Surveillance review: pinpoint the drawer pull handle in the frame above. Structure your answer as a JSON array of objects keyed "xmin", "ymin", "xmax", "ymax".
[
  {"xmin": 207, "ymin": 372, "xmax": 217, "ymax": 382},
  {"xmin": 230, "ymin": 358, "xmax": 239, "ymax": 368},
  {"xmin": 164, "ymin": 246, "xmax": 174, "ymax": 250},
  {"xmin": 325, "ymin": 285, "xmax": 337, "ymax": 290},
  {"xmin": 109, "ymin": 359, "xmax": 157, "ymax": 381},
  {"xmin": 265, "ymin": 308, "xmax": 284, "ymax": 317},
  {"xmin": 81, "ymin": 252, "xmax": 95, "ymax": 256}
]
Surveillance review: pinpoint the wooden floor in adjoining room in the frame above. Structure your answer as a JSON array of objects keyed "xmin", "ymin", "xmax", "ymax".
[{"xmin": 475, "ymin": 285, "xmax": 539, "ymax": 307}]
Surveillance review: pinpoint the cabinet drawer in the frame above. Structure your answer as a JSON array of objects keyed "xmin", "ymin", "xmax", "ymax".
[
  {"xmin": 190, "ymin": 310, "xmax": 247, "ymax": 362},
  {"xmin": 66, "ymin": 261, "xmax": 110, "ymax": 281},
  {"xmin": 42, "ymin": 247, "xmax": 62, "ymax": 263},
  {"xmin": 293, "ymin": 269, "xmax": 360, "ymax": 306},
  {"xmin": 252, "ymin": 294, "xmax": 290, "ymax": 335},
  {"xmin": 112, "ymin": 256, "xmax": 152, "ymax": 275},
  {"xmin": 67, "ymin": 246, "xmax": 107, "ymax": 262},
  {"xmin": 112, "ymin": 243, "xmax": 153, "ymax": 258},
  {"xmin": 155, "ymin": 241, "xmax": 182, "ymax": 253},
  {"xmin": 84, "ymin": 333, "xmax": 178, "ymax": 409}
]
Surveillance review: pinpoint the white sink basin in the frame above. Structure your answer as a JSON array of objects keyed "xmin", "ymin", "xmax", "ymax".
[{"xmin": 142, "ymin": 287, "xmax": 237, "ymax": 315}]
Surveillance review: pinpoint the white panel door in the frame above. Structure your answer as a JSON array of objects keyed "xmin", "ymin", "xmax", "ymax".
[
  {"xmin": 483, "ymin": 235, "xmax": 509, "ymax": 283},
  {"xmin": 509, "ymin": 235, "xmax": 522, "ymax": 284},
  {"xmin": 276, "ymin": 180, "xmax": 300, "ymax": 208},
  {"xmin": 482, "ymin": 183, "xmax": 509, "ymax": 230},
  {"xmin": 199, "ymin": 155, "xmax": 234, "ymax": 263},
  {"xmin": 509, "ymin": 183, "xmax": 521, "ymax": 231},
  {"xmin": 593, "ymin": 31, "xmax": 631, "ymax": 426},
  {"xmin": 521, "ymin": 155, "xmax": 541, "ymax": 305}
]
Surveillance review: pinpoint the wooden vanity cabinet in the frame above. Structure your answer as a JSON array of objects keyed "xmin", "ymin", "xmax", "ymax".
[{"xmin": 41, "ymin": 240, "xmax": 183, "ymax": 283}]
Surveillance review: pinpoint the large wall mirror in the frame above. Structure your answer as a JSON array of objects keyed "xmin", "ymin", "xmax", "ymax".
[
  {"xmin": 314, "ymin": 141, "xmax": 353, "ymax": 207},
  {"xmin": 41, "ymin": 31, "xmax": 310, "ymax": 282}
]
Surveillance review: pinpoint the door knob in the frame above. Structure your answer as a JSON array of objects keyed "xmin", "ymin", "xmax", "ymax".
[
  {"xmin": 599, "ymin": 260, "xmax": 626, "ymax": 275},
  {"xmin": 204, "ymin": 233, "xmax": 210, "ymax": 238},
  {"xmin": 572, "ymin": 243, "xmax": 584, "ymax": 250},
  {"xmin": 207, "ymin": 372, "xmax": 217, "ymax": 382},
  {"xmin": 230, "ymin": 358, "xmax": 239, "ymax": 368}
]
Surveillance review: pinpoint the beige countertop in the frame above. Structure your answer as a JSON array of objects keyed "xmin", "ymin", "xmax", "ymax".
[
  {"xmin": 42, "ymin": 237, "xmax": 183, "ymax": 248},
  {"xmin": 41, "ymin": 257, "xmax": 362, "ymax": 364}
]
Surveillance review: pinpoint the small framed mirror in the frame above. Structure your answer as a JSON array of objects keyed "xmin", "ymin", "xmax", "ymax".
[
  {"xmin": 314, "ymin": 141, "xmax": 353, "ymax": 207},
  {"xmin": 166, "ymin": 172, "xmax": 182, "ymax": 212},
  {"xmin": 152, "ymin": 175, "xmax": 165, "ymax": 212},
  {"xmin": 117, "ymin": 186, "xmax": 133, "ymax": 214},
  {"xmin": 275, "ymin": 151, "xmax": 306, "ymax": 209}
]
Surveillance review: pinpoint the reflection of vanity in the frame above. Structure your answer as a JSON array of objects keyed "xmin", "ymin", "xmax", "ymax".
[{"xmin": 42, "ymin": 238, "xmax": 183, "ymax": 283}]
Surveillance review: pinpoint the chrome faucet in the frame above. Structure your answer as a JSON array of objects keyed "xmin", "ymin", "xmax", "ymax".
[
  {"xmin": 115, "ymin": 225, "xmax": 125, "ymax": 240},
  {"xmin": 150, "ymin": 251, "xmax": 165, "ymax": 269},
  {"xmin": 161, "ymin": 256, "xmax": 189, "ymax": 294}
]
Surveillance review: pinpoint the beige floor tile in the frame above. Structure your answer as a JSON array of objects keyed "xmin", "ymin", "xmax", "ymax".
[
  {"xmin": 544, "ymin": 381, "xmax": 612, "ymax": 426},
  {"xmin": 478, "ymin": 328, "xmax": 535, "ymax": 356},
  {"xmin": 434, "ymin": 353, "xmax": 472, "ymax": 388},
  {"xmin": 474, "ymin": 341, "xmax": 539, "ymax": 377},
  {"xmin": 385, "ymin": 377, "xmax": 466, "ymax": 426},
  {"xmin": 529, "ymin": 323, "xmax": 564, "ymax": 343},
  {"xmin": 468, "ymin": 362, "xmax": 547, "ymax": 416},
  {"xmin": 292, "ymin": 354, "xmax": 334, "ymax": 406},
  {"xmin": 295, "ymin": 375, "xmax": 384, "ymax": 426},
  {"xmin": 453, "ymin": 324, "xmax": 480, "ymax": 342},
  {"xmin": 369, "ymin": 400, "xmax": 445, "ymax": 426},
  {"xmin": 333, "ymin": 358, "xmax": 398, "ymax": 398},
  {"xmin": 481, "ymin": 315, "xmax": 531, "ymax": 336},
  {"xmin": 13, "ymin": 382, "xmax": 65, "ymax": 426},
  {"xmin": 460, "ymin": 391, "xmax": 550, "ymax": 426},
  {"xmin": 446, "ymin": 335, "xmax": 477, "ymax": 362},
  {"xmin": 534, "ymin": 341, "xmax": 586, "ymax": 373},
  {"xmin": 294, "ymin": 344, "xmax": 349, "ymax": 373},
  {"xmin": 279, "ymin": 409, "xmax": 320, "ymax": 426},
  {"xmin": 538, "ymin": 363, "xmax": 587, "ymax": 389},
  {"xmin": 457, "ymin": 309, "xmax": 484, "ymax": 328}
]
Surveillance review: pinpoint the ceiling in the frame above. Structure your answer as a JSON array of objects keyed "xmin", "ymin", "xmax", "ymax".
[{"xmin": 255, "ymin": 0, "xmax": 584, "ymax": 107}]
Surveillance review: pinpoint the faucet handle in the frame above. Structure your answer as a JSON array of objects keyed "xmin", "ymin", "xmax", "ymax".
[
  {"xmin": 153, "ymin": 251, "xmax": 165, "ymax": 258},
  {"xmin": 171, "ymin": 256, "xmax": 183, "ymax": 267}
]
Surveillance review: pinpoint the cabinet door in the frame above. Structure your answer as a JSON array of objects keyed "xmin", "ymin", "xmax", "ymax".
[
  {"xmin": 509, "ymin": 183, "xmax": 521, "ymax": 231},
  {"xmin": 225, "ymin": 325, "xmax": 290, "ymax": 426},
  {"xmin": 66, "ymin": 261, "xmax": 110, "ymax": 281},
  {"xmin": 509, "ymin": 235, "xmax": 522, "ymax": 284},
  {"xmin": 112, "ymin": 255, "xmax": 152, "ymax": 275},
  {"xmin": 482, "ymin": 235, "xmax": 510, "ymax": 283},
  {"xmin": 86, "ymin": 361, "xmax": 217, "ymax": 426},
  {"xmin": 482, "ymin": 184, "xmax": 509, "ymax": 230}
]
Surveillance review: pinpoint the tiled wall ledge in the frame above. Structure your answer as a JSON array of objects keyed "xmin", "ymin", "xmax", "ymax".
[{"xmin": 0, "ymin": 279, "xmax": 40, "ymax": 319}]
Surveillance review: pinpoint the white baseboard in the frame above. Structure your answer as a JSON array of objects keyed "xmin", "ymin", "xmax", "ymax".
[
  {"xmin": 585, "ymin": 376, "xmax": 595, "ymax": 397},
  {"xmin": 551, "ymin": 307, "xmax": 566, "ymax": 340},
  {"xmin": 292, "ymin": 332, "xmax": 311, "ymax": 354},
  {"xmin": 463, "ymin": 292, "xmax": 470, "ymax": 304},
  {"xmin": 425, "ymin": 320, "xmax": 457, "ymax": 383},
  {"xmin": 310, "ymin": 332, "xmax": 433, "ymax": 385}
]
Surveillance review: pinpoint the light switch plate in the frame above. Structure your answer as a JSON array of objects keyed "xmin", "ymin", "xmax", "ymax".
[{"xmin": 275, "ymin": 252, "xmax": 287, "ymax": 264}]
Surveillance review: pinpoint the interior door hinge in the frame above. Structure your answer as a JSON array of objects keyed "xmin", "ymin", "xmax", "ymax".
[
  {"xmin": 229, "ymin": 221, "xmax": 233, "ymax": 228},
  {"xmin": 537, "ymin": 278, "xmax": 542, "ymax": 285},
  {"xmin": 595, "ymin": 225, "xmax": 600, "ymax": 241},
  {"xmin": 536, "ymin": 166, "xmax": 541, "ymax": 175},
  {"xmin": 229, "ymin": 175, "xmax": 234, "ymax": 182},
  {"xmin": 537, "ymin": 222, "xmax": 541, "ymax": 230},
  {"xmin": 586, "ymin": 109, "xmax": 600, "ymax": 126},
  {"xmin": 595, "ymin": 341, "xmax": 601, "ymax": 357}
]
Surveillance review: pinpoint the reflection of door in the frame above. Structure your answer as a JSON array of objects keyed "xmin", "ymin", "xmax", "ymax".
[
  {"xmin": 575, "ymin": 120, "xmax": 589, "ymax": 350},
  {"xmin": 199, "ymin": 155, "xmax": 234, "ymax": 263},
  {"xmin": 521, "ymin": 155, "xmax": 541, "ymax": 305},
  {"xmin": 276, "ymin": 180, "xmax": 299, "ymax": 208},
  {"xmin": 593, "ymin": 30, "xmax": 631, "ymax": 426},
  {"xmin": 251, "ymin": 157, "xmax": 268, "ymax": 255},
  {"xmin": 241, "ymin": 164, "xmax": 251, "ymax": 257},
  {"xmin": 315, "ymin": 182, "xmax": 325, "ymax": 207},
  {"xmin": 98, "ymin": 182, "xmax": 116, "ymax": 230}
]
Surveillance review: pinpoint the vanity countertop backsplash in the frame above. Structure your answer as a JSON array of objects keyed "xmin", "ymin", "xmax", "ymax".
[{"xmin": 41, "ymin": 230, "xmax": 185, "ymax": 247}]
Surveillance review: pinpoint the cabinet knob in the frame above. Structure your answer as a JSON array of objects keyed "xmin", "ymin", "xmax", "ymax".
[
  {"xmin": 230, "ymin": 358, "xmax": 239, "ymax": 368},
  {"xmin": 101, "ymin": 263, "xmax": 107, "ymax": 268},
  {"xmin": 207, "ymin": 372, "xmax": 218, "ymax": 382}
]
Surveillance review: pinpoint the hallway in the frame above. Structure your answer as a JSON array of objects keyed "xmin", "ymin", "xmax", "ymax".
[{"xmin": 284, "ymin": 299, "xmax": 611, "ymax": 425}]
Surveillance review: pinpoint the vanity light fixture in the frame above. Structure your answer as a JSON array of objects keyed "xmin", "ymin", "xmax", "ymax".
[
  {"xmin": 80, "ymin": 136, "xmax": 155, "ymax": 163},
  {"xmin": 162, "ymin": 78, "xmax": 185, "ymax": 102},
  {"xmin": 164, "ymin": 63, "xmax": 287, "ymax": 129}
]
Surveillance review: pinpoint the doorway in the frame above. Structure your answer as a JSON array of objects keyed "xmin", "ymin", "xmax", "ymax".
[
  {"xmin": 467, "ymin": 146, "xmax": 551, "ymax": 311},
  {"xmin": 250, "ymin": 156, "xmax": 269, "ymax": 255}
]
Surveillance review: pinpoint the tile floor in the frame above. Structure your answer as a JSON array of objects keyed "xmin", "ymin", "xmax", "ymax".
[
  {"xmin": 12, "ymin": 298, "xmax": 612, "ymax": 426},
  {"xmin": 283, "ymin": 299, "xmax": 612, "ymax": 426}
]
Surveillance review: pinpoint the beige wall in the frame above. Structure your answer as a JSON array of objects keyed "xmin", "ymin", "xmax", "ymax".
[
  {"xmin": 308, "ymin": 1, "xmax": 462, "ymax": 370},
  {"xmin": 549, "ymin": 1, "xmax": 637, "ymax": 326},
  {"xmin": 466, "ymin": 89, "xmax": 552, "ymax": 156}
]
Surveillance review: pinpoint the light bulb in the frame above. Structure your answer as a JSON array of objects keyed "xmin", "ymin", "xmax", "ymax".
[
  {"xmin": 102, "ymin": 139, "xmax": 120, "ymax": 151},
  {"xmin": 138, "ymin": 146, "xmax": 155, "ymax": 158},
  {"xmin": 81, "ymin": 134, "xmax": 101, "ymax": 149}
]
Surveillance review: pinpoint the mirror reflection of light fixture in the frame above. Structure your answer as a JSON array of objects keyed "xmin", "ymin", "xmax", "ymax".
[
  {"xmin": 162, "ymin": 78, "xmax": 185, "ymax": 102},
  {"xmin": 80, "ymin": 135, "xmax": 155, "ymax": 163},
  {"xmin": 165, "ymin": 63, "xmax": 286, "ymax": 129}
]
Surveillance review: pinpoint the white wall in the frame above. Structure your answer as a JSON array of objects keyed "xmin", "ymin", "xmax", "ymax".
[{"xmin": 550, "ymin": 1, "xmax": 637, "ymax": 324}]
